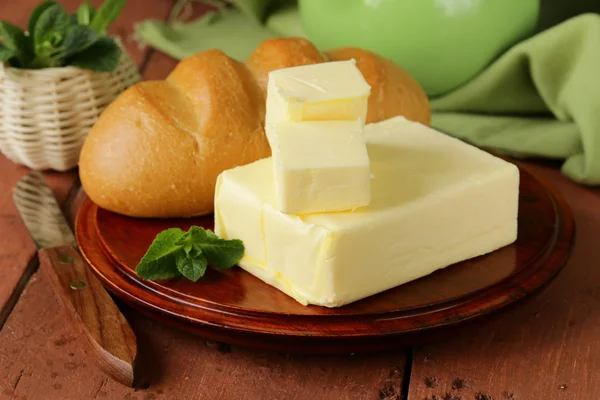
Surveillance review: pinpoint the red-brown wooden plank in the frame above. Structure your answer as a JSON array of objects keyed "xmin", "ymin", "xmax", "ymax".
[
  {"xmin": 0, "ymin": 268, "xmax": 407, "ymax": 399},
  {"xmin": 141, "ymin": 51, "xmax": 178, "ymax": 80},
  {"xmin": 408, "ymin": 163, "xmax": 600, "ymax": 400},
  {"xmin": 0, "ymin": 156, "xmax": 78, "ymax": 327}
]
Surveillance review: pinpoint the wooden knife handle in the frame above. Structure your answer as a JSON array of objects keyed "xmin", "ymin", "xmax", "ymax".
[{"xmin": 39, "ymin": 245, "xmax": 137, "ymax": 387}]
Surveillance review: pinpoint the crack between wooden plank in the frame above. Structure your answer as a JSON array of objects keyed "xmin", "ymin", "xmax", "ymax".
[
  {"xmin": 401, "ymin": 347, "xmax": 414, "ymax": 400},
  {"xmin": 0, "ymin": 255, "xmax": 40, "ymax": 331},
  {"xmin": 139, "ymin": 49, "xmax": 157, "ymax": 75},
  {"xmin": 12, "ymin": 368, "xmax": 25, "ymax": 391},
  {"xmin": 93, "ymin": 377, "xmax": 109, "ymax": 399},
  {"xmin": 378, "ymin": 349, "xmax": 413, "ymax": 400},
  {"xmin": 64, "ymin": 179, "xmax": 82, "ymax": 227}
]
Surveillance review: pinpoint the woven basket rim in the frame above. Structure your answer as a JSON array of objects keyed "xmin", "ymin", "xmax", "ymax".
[
  {"xmin": 0, "ymin": 63, "xmax": 119, "ymax": 74},
  {"xmin": 0, "ymin": 62, "xmax": 113, "ymax": 73},
  {"xmin": 0, "ymin": 35, "xmax": 141, "ymax": 172}
]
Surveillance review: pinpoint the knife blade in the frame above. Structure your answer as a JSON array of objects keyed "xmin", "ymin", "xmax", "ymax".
[{"xmin": 13, "ymin": 172, "xmax": 137, "ymax": 387}]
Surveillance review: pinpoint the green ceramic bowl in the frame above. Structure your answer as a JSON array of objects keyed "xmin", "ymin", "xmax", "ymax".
[{"xmin": 299, "ymin": 0, "xmax": 540, "ymax": 97}]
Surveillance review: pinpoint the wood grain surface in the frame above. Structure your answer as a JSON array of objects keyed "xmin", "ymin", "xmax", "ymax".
[
  {"xmin": 39, "ymin": 246, "xmax": 137, "ymax": 387},
  {"xmin": 0, "ymin": 156, "xmax": 78, "ymax": 328},
  {"xmin": 0, "ymin": 267, "xmax": 407, "ymax": 400}
]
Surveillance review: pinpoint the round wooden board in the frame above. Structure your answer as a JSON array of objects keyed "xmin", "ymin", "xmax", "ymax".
[{"xmin": 76, "ymin": 164, "xmax": 574, "ymax": 354}]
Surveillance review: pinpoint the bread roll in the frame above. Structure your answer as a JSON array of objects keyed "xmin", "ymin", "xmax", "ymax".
[{"xmin": 79, "ymin": 37, "xmax": 431, "ymax": 218}]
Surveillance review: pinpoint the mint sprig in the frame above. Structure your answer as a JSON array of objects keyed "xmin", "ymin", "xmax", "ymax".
[
  {"xmin": 135, "ymin": 226, "xmax": 245, "ymax": 282},
  {"xmin": 0, "ymin": 0, "xmax": 126, "ymax": 72}
]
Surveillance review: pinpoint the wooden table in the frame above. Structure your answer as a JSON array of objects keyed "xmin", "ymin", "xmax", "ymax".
[{"xmin": 1, "ymin": 1, "xmax": 599, "ymax": 399}]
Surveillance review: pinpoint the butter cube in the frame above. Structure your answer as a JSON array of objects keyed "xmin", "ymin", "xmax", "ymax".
[
  {"xmin": 214, "ymin": 116, "xmax": 519, "ymax": 308},
  {"xmin": 265, "ymin": 60, "xmax": 371, "ymax": 145},
  {"xmin": 270, "ymin": 120, "xmax": 371, "ymax": 214}
]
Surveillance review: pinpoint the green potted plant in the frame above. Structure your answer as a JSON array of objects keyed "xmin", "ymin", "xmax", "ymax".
[{"xmin": 0, "ymin": 0, "xmax": 141, "ymax": 171}]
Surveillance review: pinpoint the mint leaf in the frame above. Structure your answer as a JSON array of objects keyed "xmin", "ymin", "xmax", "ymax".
[
  {"xmin": 90, "ymin": 0, "xmax": 126, "ymax": 34},
  {"xmin": 135, "ymin": 227, "xmax": 186, "ymax": 280},
  {"xmin": 136, "ymin": 226, "xmax": 244, "ymax": 282},
  {"xmin": 174, "ymin": 232, "xmax": 191, "ymax": 246},
  {"xmin": 0, "ymin": 21, "xmax": 29, "ymax": 50},
  {"xmin": 0, "ymin": 44, "xmax": 17, "ymax": 63},
  {"xmin": 188, "ymin": 226, "xmax": 245, "ymax": 269},
  {"xmin": 183, "ymin": 243, "xmax": 202, "ymax": 259},
  {"xmin": 28, "ymin": 1, "xmax": 57, "ymax": 34},
  {"xmin": 138, "ymin": 227, "xmax": 185, "ymax": 264},
  {"xmin": 175, "ymin": 251, "xmax": 207, "ymax": 282},
  {"xmin": 27, "ymin": 56, "xmax": 62, "ymax": 69},
  {"xmin": 68, "ymin": 36, "xmax": 120, "ymax": 72},
  {"xmin": 33, "ymin": 3, "xmax": 69, "ymax": 58},
  {"xmin": 0, "ymin": 21, "xmax": 32, "ymax": 66},
  {"xmin": 56, "ymin": 24, "xmax": 97, "ymax": 59},
  {"xmin": 77, "ymin": 2, "xmax": 96, "ymax": 26},
  {"xmin": 136, "ymin": 254, "xmax": 181, "ymax": 281}
]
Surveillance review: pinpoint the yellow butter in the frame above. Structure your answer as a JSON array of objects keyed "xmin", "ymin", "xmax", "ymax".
[
  {"xmin": 214, "ymin": 116, "xmax": 520, "ymax": 307},
  {"xmin": 270, "ymin": 120, "xmax": 371, "ymax": 214},
  {"xmin": 265, "ymin": 60, "xmax": 371, "ymax": 145}
]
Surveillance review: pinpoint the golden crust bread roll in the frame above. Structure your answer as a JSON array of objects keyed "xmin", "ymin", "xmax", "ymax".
[{"xmin": 79, "ymin": 37, "xmax": 431, "ymax": 218}]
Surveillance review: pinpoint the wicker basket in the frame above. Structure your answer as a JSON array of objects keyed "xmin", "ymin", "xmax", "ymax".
[{"xmin": 0, "ymin": 43, "xmax": 141, "ymax": 171}]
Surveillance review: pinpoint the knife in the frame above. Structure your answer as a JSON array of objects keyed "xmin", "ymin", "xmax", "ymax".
[{"xmin": 12, "ymin": 171, "xmax": 137, "ymax": 387}]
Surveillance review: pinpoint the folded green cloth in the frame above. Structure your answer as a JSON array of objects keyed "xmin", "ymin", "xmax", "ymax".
[
  {"xmin": 136, "ymin": 7, "xmax": 600, "ymax": 185},
  {"xmin": 135, "ymin": 1, "xmax": 302, "ymax": 61},
  {"xmin": 431, "ymin": 14, "xmax": 600, "ymax": 185}
]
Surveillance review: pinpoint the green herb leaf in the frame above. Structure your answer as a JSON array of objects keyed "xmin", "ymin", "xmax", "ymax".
[
  {"xmin": 68, "ymin": 36, "xmax": 121, "ymax": 72},
  {"xmin": 28, "ymin": 1, "xmax": 57, "ymax": 34},
  {"xmin": 135, "ymin": 226, "xmax": 244, "ymax": 282},
  {"xmin": 0, "ymin": 22, "xmax": 27, "ymax": 51},
  {"xmin": 33, "ymin": 3, "xmax": 69, "ymax": 58},
  {"xmin": 135, "ymin": 227, "xmax": 186, "ymax": 280},
  {"xmin": 188, "ymin": 226, "xmax": 245, "ymax": 269},
  {"xmin": 27, "ymin": 56, "xmax": 63, "ymax": 69},
  {"xmin": 183, "ymin": 243, "xmax": 203, "ymax": 259},
  {"xmin": 77, "ymin": 2, "xmax": 96, "ymax": 26},
  {"xmin": 175, "ymin": 251, "xmax": 208, "ymax": 282},
  {"xmin": 56, "ymin": 24, "xmax": 97, "ymax": 59},
  {"xmin": 0, "ymin": 21, "xmax": 32, "ymax": 66},
  {"xmin": 90, "ymin": 0, "xmax": 127, "ymax": 34},
  {"xmin": 137, "ymin": 254, "xmax": 181, "ymax": 281},
  {"xmin": 0, "ymin": 44, "xmax": 17, "ymax": 63},
  {"xmin": 0, "ymin": 0, "xmax": 127, "ymax": 70}
]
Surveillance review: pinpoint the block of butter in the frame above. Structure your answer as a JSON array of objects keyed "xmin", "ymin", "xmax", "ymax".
[
  {"xmin": 265, "ymin": 60, "xmax": 371, "ymax": 145},
  {"xmin": 270, "ymin": 120, "xmax": 371, "ymax": 214},
  {"xmin": 214, "ymin": 116, "xmax": 520, "ymax": 307}
]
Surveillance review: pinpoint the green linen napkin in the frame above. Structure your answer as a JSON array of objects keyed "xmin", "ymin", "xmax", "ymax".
[
  {"xmin": 431, "ymin": 14, "xmax": 600, "ymax": 185},
  {"xmin": 136, "ymin": 6, "xmax": 600, "ymax": 185},
  {"xmin": 135, "ymin": 0, "xmax": 303, "ymax": 60}
]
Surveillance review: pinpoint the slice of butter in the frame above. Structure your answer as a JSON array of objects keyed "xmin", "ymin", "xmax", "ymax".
[
  {"xmin": 214, "ymin": 116, "xmax": 520, "ymax": 307},
  {"xmin": 265, "ymin": 60, "xmax": 371, "ymax": 145},
  {"xmin": 271, "ymin": 120, "xmax": 371, "ymax": 214}
]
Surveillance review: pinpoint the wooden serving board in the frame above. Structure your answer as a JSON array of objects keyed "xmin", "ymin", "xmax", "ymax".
[{"xmin": 75, "ymin": 164, "xmax": 574, "ymax": 354}]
